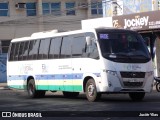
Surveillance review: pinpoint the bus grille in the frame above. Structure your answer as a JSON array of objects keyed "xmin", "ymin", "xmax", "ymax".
[
  {"xmin": 123, "ymin": 82, "xmax": 143, "ymax": 87},
  {"xmin": 120, "ymin": 72, "xmax": 145, "ymax": 87},
  {"xmin": 120, "ymin": 72, "xmax": 145, "ymax": 78}
]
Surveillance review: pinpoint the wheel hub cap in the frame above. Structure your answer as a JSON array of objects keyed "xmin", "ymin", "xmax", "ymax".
[{"xmin": 88, "ymin": 84, "xmax": 94, "ymax": 97}]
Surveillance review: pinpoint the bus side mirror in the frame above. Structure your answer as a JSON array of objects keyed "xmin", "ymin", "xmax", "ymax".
[{"xmin": 86, "ymin": 36, "xmax": 92, "ymax": 46}]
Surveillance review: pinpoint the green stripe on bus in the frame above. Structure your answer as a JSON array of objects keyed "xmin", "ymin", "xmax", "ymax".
[
  {"xmin": 9, "ymin": 85, "xmax": 83, "ymax": 92},
  {"xmin": 37, "ymin": 85, "xmax": 83, "ymax": 92},
  {"xmin": 9, "ymin": 85, "xmax": 25, "ymax": 90}
]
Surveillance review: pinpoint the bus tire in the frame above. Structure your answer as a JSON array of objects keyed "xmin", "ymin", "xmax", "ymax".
[
  {"xmin": 156, "ymin": 83, "xmax": 160, "ymax": 92},
  {"xmin": 85, "ymin": 79, "xmax": 101, "ymax": 102},
  {"xmin": 27, "ymin": 79, "xmax": 45, "ymax": 98},
  {"xmin": 63, "ymin": 91, "xmax": 79, "ymax": 98},
  {"xmin": 129, "ymin": 92, "xmax": 145, "ymax": 101}
]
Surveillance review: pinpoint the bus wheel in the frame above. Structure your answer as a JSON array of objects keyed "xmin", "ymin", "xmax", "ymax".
[
  {"xmin": 85, "ymin": 79, "xmax": 101, "ymax": 102},
  {"xmin": 27, "ymin": 79, "xmax": 45, "ymax": 98},
  {"xmin": 63, "ymin": 91, "xmax": 79, "ymax": 98},
  {"xmin": 129, "ymin": 92, "xmax": 145, "ymax": 101},
  {"xmin": 156, "ymin": 83, "xmax": 160, "ymax": 92}
]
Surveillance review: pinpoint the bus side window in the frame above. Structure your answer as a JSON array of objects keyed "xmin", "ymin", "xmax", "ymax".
[
  {"xmin": 23, "ymin": 41, "xmax": 30, "ymax": 60},
  {"xmin": 14, "ymin": 42, "xmax": 20, "ymax": 61},
  {"xmin": 72, "ymin": 35, "xmax": 86, "ymax": 58},
  {"xmin": 90, "ymin": 42, "xmax": 99, "ymax": 59},
  {"xmin": 18, "ymin": 42, "xmax": 24, "ymax": 60},
  {"xmin": 28, "ymin": 41, "xmax": 35, "ymax": 60},
  {"xmin": 28, "ymin": 40, "xmax": 40, "ymax": 60},
  {"xmin": 9, "ymin": 43, "xmax": 16, "ymax": 61},
  {"xmin": 84, "ymin": 32, "xmax": 99, "ymax": 59},
  {"xmin": 49, "ymin": 37, "xmax": 62, "ymax": 59},
  {"xmin": 84, "ymin": 40, "xmax": 99, "ymax": 59},
  {"xmin": 38, "ymin": 38, "xmax": 50, "ymax": 59},
  {"xmin": 60, "ymin": 36, "xmax": 72, "ymax": 58}
]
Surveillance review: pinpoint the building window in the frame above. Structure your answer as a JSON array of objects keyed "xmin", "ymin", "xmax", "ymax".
[
  {"xmin": 91, "ymin": 2, "xmax": 103, "ymax": 15},
  {"xmin": 51, "ymin": 3, "xmax": 61, "ymax": 15},
  {"xmin": 26, "ymin": 3, "xmax": 36, "ymax": 16},
  {"xmin": 42, "ymin": 3, "xmax": 49, "ymax": 15},
  {"xmin": 42, "ymin": 2, "xmax": 61, "ymax": 16},
  {"xmin": 0, "ymin": 3, "xmax": 9, "ymax": 16},
  {"xmin": 65, "ymin": 2, "xmax": 75, "ymax": 15}
]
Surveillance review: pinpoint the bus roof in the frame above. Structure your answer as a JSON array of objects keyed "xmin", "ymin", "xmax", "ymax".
[
  {"xmin": 11, "ymin": 27, "xmax": 132, "ymax": 42},
  {"xmin": 11, "ymin": 29, "xmax": 91, "ymax": 42}
]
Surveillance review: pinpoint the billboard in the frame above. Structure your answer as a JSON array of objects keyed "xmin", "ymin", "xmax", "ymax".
[
  {"xmin": 123, "ymin": 0, "xmax": 152, "ymax": 14},
  {"xmin": 112, "ymin": 10, "xmax": 160, "ymax": 31}
]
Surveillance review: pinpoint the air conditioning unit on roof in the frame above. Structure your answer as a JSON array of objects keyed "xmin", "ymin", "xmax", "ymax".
[
  {"xmin": 15, "ymin": 3, "xmax": 26, "ymax": 9},
  {"xmin": 78, "ymin": 2, "xmax": 88, "ymax": 9}
]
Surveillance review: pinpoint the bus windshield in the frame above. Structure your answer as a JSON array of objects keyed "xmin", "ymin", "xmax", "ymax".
[{"xmin": 97, "ymin": 30, "xmax": 151, "ymax": 63}]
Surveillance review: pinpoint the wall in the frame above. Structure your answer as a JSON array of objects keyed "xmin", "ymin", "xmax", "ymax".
[{"xmin": 0, "ymin": 53, "xmax": 7, "ymax": 83}]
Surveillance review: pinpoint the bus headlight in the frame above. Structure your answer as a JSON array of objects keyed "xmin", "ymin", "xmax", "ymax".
[
  {"xmin": 106, "ymin": 70, "xmax": 117, "ymax": 76},
  {"xmin": 146, "ymin": 71, "xmax": 154, "ymax": 77}
]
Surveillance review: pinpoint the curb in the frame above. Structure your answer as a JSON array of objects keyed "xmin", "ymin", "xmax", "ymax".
[
  {"xmin": 0, "ymin": 86, "xmax": 10, "ymax": 90},
  {"xmin": 0, "ymin": 83, "xmax": 10, "ymax": 90}
]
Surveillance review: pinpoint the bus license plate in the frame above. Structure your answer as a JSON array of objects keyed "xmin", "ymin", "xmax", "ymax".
[{"xmin": 128, "ymin": 78, "xmax": 138, "ymax": 82}]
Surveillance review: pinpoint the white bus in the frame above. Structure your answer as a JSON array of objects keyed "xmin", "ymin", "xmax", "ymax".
[{"xmin": 7, "ymin": 28, "xmax": 154, "ymax": 102}]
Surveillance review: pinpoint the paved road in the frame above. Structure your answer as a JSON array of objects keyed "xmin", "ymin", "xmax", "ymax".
[{"xmin": 0, "ymin": 88, "xmax": 160, "ymax": 120}]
